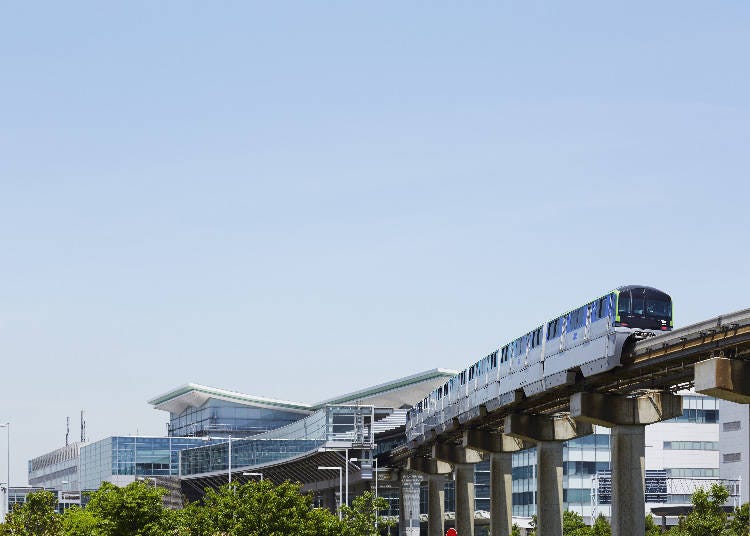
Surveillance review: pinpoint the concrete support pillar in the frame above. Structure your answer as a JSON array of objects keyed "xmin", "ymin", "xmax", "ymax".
[
  {"xmin": 611, "ymin": 425, "xmax": 646, "ymax": 536},
  {"xmin": 570, "ymin": 391, "xmax": 683, "ymax": 536},
  {"xmin": 505, "ymin": 414, "xmax": 592, "ymax": 536},
  {"xmin": 490, "ymin": 452, "xmax": 513, "ymax": 536},
  {"xmin": 432, "ymin": 442, "xmax": 483, "ymax": 536},
  {"xmin": 536, "ymin": 441, "xmax": 564, "ymax": 536},
  {"xmin": 399, "ymin": 470, "xmax": 422, "ymax": 536},
  {"xmin": 406, "ymin": 455, "xmax": 452, "ymax": 535},
  {"xmin": 454, "ymin": 463, "xmax": 475, "ymax": 536},
  {"xmin": 427, "ymin": 475, "xmax": 445, "ymax": 536},
  {"xmin": 462, "ymin": 430, "xmax": 529, "ymax": 536}
]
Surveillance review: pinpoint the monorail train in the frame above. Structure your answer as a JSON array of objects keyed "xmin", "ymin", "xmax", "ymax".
[{"xmin": 406, "ymin": 285, "xmax": 673, "ymax": 442}]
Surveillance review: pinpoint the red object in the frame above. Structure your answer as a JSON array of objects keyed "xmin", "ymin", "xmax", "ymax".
[{"xmin": 446, "ymin": 529, "xmax": 458, "ymax": 536}]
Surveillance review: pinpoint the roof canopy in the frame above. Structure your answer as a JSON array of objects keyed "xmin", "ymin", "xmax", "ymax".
[{"xmin": 149, "ymin": 368, "xmax": 457, "ymax": 415}]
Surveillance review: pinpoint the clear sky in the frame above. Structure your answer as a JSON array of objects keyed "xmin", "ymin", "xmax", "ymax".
[{"xmin": 1, "ymin": 2, "xmax": 748, "ymax": 485}]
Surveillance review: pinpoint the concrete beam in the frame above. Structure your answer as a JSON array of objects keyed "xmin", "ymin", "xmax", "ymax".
[
  {"xmin": 406, "ymin": 456, "xmax": 452, "ymax": 475},
  {"xmin": 504, "ymin": 414, "xmax": 593, "ymax": 443},
  {"xmin": 462, "ymin": 429, "xmax": 532, "ymax": 453},
  {"xmin": 695, "ymin": 357, "xmax": 750, "ymax": 404},
  {"xmin": 431, "ymin": 442, "xmax": 483, "ymax": 465},
  {"xmin": 570, "ymin": 391, "xmax": 683, "ymax": 426}
]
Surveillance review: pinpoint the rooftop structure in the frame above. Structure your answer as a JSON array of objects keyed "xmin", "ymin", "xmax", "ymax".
[{"xmin": 148, "ymin": 368, "xmax": 456, "ymax": 439}]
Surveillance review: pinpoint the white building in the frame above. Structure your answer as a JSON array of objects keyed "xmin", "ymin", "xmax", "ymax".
[{"xmin": 719, "ymin": 399, "xmax": 749, "ymax": 504}]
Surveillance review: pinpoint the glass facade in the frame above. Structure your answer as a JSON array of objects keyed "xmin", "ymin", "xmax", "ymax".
[
  {"xmin": 180, "ymin": 439, "xmax": 322, "ymax": 475},
  {"xmin": 28, "ymin": 443, "xmax": 81, "ymax": 491},
  {"xmin": 169, "ymin": 399, "xmax": 305, "ymax": 437},
  {"xmin": 666, "ymin": 396, "xmax": 719, "ymax": 424},
  {"xmin": 181, "ymin": 405, "xmax": 375, "ymax": 477},
  {"xmin": 79, "ymin": 436, "xmax": 222, "ymax": 491}
]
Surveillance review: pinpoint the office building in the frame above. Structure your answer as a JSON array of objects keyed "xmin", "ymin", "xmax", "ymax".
[{"xmin": 719, "ymin": 399, "xmax": 749, "ymax": 504}]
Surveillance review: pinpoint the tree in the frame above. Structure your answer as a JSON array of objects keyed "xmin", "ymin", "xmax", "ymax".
[
  {"xmin": 59, "ymin": 507, "xmax": 110, "ymax": 536},
  {"xmin": 183, "ymin": 479, "xmax": 345, "ymax": 536},
  {"xmin": 669, "ymin": 484, "xmax": 730, "ymax": 536},
  {"xmin": 562, "ymin": 510, "xmax": 591, "ymax": 536},
  {"xmin": 0, "ymin": 489, "xmax": 61, "ymax": 536},
  {"xmin": 82, "ymin": 480, "xmax": 170, "ymax": 536},
  {"xmin": 340, "ymin": 491, "xmax": 394, "ymax": 536},
  {"xmin": 511, "ymin": 523, "xmax": 522, "ymax": 536},
  {"xmin": 590, "ymin": 514, "xmax": 611, "ymax": 536},
  {"xmin": 725, "ymin": 502, "xmax": 749, "ymax": 536}
]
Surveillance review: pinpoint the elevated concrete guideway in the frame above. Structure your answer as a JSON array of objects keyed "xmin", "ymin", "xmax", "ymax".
[
  {"xmin": 398, "ymin": 308, "xmax": 750, "ymax": 455},
  {"xmin": 388, "ymin": 308, "xmax": 750, "ymax": 536}
]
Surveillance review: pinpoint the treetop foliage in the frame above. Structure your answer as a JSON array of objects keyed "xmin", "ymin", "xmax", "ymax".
[{"xmin": 0, "ymin": 480, "xmax": 392, "ymax": 536}]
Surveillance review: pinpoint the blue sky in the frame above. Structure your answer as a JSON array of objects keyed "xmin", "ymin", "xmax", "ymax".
[{"xmin": 1, "ymin": 2, "xmax": 748, "ymax": 484}]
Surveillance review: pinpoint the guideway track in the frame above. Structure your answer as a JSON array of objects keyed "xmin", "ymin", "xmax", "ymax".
[{"xmin": 391, "ymin": 307, "xmax": 750, "ymax": 461}]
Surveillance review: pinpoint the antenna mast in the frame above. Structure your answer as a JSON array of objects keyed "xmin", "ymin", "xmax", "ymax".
[{"xmin": 80, "ymin": 410, "xmax": 87, "ymax": 443}]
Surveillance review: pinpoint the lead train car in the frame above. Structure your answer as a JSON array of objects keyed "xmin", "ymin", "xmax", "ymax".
[{"xmin": 406, "ymin": 285, "xmax": 673, "ymax": 442}]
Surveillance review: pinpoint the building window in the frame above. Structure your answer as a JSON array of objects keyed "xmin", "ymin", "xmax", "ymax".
[
  {"xmin": 663, "ymin": 441, "xmax": 718, "ymax": 450},
  {"xmin": 723, "ymin": 453, "xmax": 742, "ymax": 464},
  {"xmin": 723, "ymin": 421, "xmax": 741, "ymax": 432},
  {"xmin": 666, "ymin": 468, "xmax": 720, "ymax": 478}
]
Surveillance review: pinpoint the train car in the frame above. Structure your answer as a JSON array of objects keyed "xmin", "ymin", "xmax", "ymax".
[{"xmin": 406, "ymin": 285, "xmax": 673, "ymax": 442}]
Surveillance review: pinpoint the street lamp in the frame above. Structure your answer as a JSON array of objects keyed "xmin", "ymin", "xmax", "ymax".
[
  {"xmin": 350, "ymin": 456, "xmax": 382, "ymax": 530},
  {"xmin": 318, "ymin": 466, "xmax": 343, "ymax": 520},
  {"xmin": 0, "ymin": 423, "xmax": 9, "ymax": 524},
  {"xmin": 242, "ymin": 472, "xmax": 263, "ymax": 481}
]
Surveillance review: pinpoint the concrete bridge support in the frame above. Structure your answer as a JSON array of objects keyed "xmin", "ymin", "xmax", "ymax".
[
  {"xmin": 399, "ymin": 470, "xmax": 422, "ymax": 536},
  {"xmin": 571, "ymin": 391, "xmax": 683, "ymax": 536},
  {"xmin": 695, "ymin": 357, "xmax": 750, "ymax": 403},
  {"xmin": 463, "ymin": 430, "xmax": 531, "ymax": 536},
  {"xmin": 455, "ymin": 463, "xmax": 476, "ymax": 536},
  {"xmin": 433, "ymin": 442, "xmax": 484, "ymax": 536},
  {"xmin": 505, "ymin": 414, "xmax": 593, "ymax": 536},
  {"xmin": 406, "ymin": 457, "xmax": 452, "ymax": 536},
  {"xmin": 427, "ymin": 475, "xmax": 446, "ymax": 536}
]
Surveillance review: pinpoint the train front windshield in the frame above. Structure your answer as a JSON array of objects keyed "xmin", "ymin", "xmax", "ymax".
[{"xmin": 616, "ymin": 287, "xmax": 673, "ymax": 330}]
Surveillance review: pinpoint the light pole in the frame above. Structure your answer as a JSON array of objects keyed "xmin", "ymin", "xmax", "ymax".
[
  {"xmin": 0, "ymin": 423, "xmax": 9, "ymax": 524},
  {"xmin": 318, "ymin": 466, "xmax": 343, "ymax": 520},
  {"xmin": 242, "ymin": 472, "xmax": 263, "ymax": 481},
  {"xmin": 350, "ymin": 456, "xmax": 380, "ymax": 530},
  {"xmin": 201, "ymin": 435, "xmax": 233, "ymax": 484},
  {"xmin": 349, "ymin": 456, "xmax": 379, "ymax": 499},
  {"xmin": 345, "ymin": 448, "xmax": 348, "ymax": 508}
]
